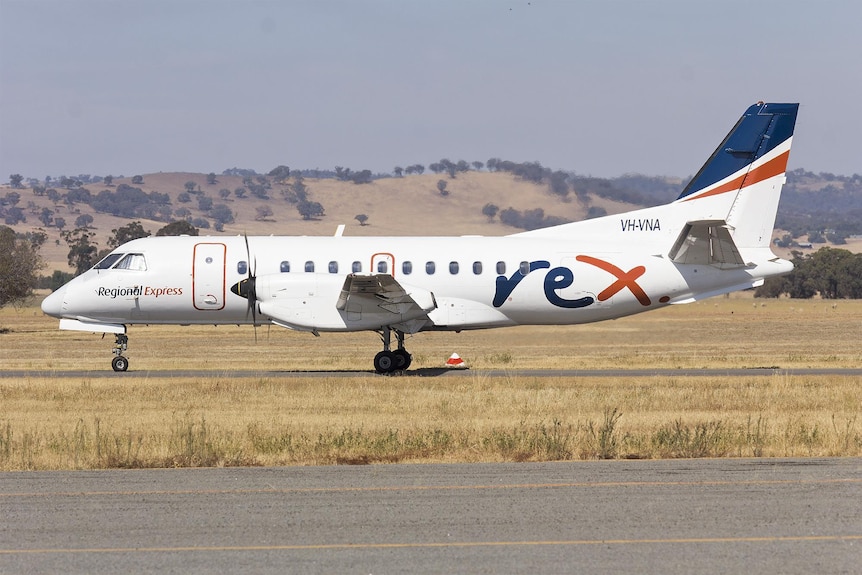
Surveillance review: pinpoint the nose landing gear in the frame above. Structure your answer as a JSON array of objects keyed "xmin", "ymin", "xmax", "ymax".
[
  {"xmin": 111, "ymin": 333, "xmax": 129, "ymax": 372},
  {"xmin": 374, "ymin": 327, "xmax": 412, "ymax": 374}
]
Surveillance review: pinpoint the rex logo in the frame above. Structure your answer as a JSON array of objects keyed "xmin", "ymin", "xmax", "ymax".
[{"xmin": 492, "ymin": 256, "xmax": 651, "ymax": 309}]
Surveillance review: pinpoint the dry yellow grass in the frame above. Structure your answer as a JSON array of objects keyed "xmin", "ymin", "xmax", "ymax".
[
  {"xmin": 3, "ymin": 293, "xmax": 860, "ymax": 371},
  {"xmin": 1, "ymin": 295, "xmax": 860, "ymax": 469}
]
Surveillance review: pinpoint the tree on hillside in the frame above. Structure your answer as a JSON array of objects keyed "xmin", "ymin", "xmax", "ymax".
[
  {"xmin": 108, "ymin": 221, "xmax": 150, "ymax": 249},
  {"xmin": 104, "ymin": 175, "xmax": 114, "ymax": 186},
  {"xmin": 393, "ymin": 167, "xmax": 404, "ymax": 178},
  {"xmin": 63, "ymin": 228, "xmax": 99, "ymax": 275},
  {"xmin": 355, "ymin": 214, "xmax": 369, "ymax": 226},
  {"xmin": 437, "ymin": 179, "xmax": 449, "ymax": 196},
  {"xmin": 297, "ymin": 200, "xmax": 324, "ymax": 220},
  {"xmin": 549, "ymin": 170, "xmax": 570, "ymax": 197},
  {"xmin": 131, "ymin": 175, "xmax": 144, "ymax": 184},
  {"xmin": 9, "ymin": 174, "xmax": 23, "ymax": 188},
  {"xmin": 156, "ymin": 220, "xmax": 198, "ymax": 236},
  {"xmin": 255, "ymin": 205, "xmax": 274, "ymax": 221},
  {"xmin": 482, "ymin": 203, "xmax": 498, "ymax": 221},
  {"xmin": 206, "ymin": 173, "xmax": 217, "ymax": 185},
  {"xmin": 472, "ymin": 161, "xmax": 484, "ymax": 171},
  {"xmin": 209, "ymin": 204, "xmax": 235, "ymax": 225},
  {"xmin": 39, "ymin": 207, "xmax": 54, "ymax": 227},
  {"xmin": 184, "ymin": 181, "xmax": 198, "ymax": 193},
  {"xmin": 351, "ymin": 170, "xmax": 373, "ymax": 185},
  {"xmin": 268, "ymin": 165, "xmax": 291, "ymax": 182},
  {"xmin": 0, "ymin": 226, "xmax": 42, "ymax": 309},
  {"xmin": 75, "ymin": 214, "xmax": 94, "ymax": 228},
  {"xmin": 335, "ymin": 166, "xmax": 356, "ymax": 181},
  {"xmin": 4, "ymin": 191, "xmax": 21, "ymax": 206}
]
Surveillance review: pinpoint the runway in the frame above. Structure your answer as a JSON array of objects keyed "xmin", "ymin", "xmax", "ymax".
[
  {"xmin": 2, "ymin": 367, "xmax": 862, "ymax": 379},
  {"xmin": 2, "ymin": 458, "xmax": 860, "ymax": 574}
]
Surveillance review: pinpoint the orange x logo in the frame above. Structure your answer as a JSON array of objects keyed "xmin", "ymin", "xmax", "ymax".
[{"xmin": 575, "ymin": 255, "xmax": 652, "ymax": 306}]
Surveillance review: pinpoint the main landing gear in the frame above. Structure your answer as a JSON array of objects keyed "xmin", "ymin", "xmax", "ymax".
[
  {"xmin": 374, "ymin": 327, "xmax": 412, "ymax": 374},
  {"xmin": 111, "ymin": 333, "xmax": 129, "ymax": 372}
]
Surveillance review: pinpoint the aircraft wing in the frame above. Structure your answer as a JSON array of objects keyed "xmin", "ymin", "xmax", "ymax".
[{"xmin": 336, "ymin": 274, "xmax": 437, "ymax": 317}]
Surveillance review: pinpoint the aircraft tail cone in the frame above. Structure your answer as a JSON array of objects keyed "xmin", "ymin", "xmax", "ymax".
[{"xmin": 446, "ymin": 353, "xmax": 467, "ymax": 369}]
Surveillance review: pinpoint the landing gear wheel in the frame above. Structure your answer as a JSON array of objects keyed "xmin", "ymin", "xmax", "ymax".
[
  {"xmin": 393, "ymin": 349, "xmax": 412, "ymax": 371},
  {"xmin": 374, "ymin": 350, "xmax": 396, "ymax": 373},
  {"xmin": 112, "ymin": 356, "xmax": 129, "ymax": 372}
]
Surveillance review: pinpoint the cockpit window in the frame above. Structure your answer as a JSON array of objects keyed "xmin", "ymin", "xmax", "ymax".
[
  {"xmin": 93, "ymin": 253, "xmax": 124, "ymax": 270},
  {"xmin": 114, "ymin": 253, "xmax": 147, "ymax": 271}
]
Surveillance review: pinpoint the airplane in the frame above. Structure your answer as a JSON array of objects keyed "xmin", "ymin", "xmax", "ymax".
[{"xmin": 41, "ymin": 101, "xmax": 799, "ymax": 373}]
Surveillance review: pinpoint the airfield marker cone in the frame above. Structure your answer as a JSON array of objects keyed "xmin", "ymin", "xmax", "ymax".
[{"xmin": 446, "ymin": 353, "xmax": 467, "ymax": 369}]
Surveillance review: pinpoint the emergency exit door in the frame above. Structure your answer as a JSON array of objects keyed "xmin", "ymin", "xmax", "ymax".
[{"xmin": 192, "ymin": 243, "xmax": 226, "ymax": 310}]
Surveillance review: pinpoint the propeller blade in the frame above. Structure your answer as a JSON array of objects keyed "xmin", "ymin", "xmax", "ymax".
[{"xmin": 244, "ymin": 233, "xmax": 258, "ymax": 341}]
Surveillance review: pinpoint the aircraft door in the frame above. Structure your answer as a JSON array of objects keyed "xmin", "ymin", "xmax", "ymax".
[
  {"xmin": 193, "ymin": 243, "xmax": 226, "ymax": 310},
  {"xmin": 371, "ymin": 253, "xmax": 395, "ymax": 276}
]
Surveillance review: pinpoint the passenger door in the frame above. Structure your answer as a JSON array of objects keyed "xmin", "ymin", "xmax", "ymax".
[{"xmin": 192, "ymin": 243, "xmax": 226, "ymax": 310}]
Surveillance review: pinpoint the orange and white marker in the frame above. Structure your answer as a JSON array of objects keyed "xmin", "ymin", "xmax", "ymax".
[{"xmin": 446, "ymin": 353, "xmax": 467, "ymax": 369}]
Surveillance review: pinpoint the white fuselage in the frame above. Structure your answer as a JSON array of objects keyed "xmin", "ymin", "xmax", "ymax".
[{"xmin": 41, "ymin": 231, "xmax": 789, "ymax": 334}]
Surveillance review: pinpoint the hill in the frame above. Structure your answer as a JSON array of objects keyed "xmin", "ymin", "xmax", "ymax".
[
  {"xmin": 2, "ymin": 170, "xmax": 641, "ymax": 272},
  {"xmin": 2, "ymin": 167, "xmax": 860, "ymax": 274}
]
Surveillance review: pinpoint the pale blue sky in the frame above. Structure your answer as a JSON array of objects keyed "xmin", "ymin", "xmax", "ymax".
[{"xmin": 1, "ymin": 0, "xmax": 860, "ymax": 181}]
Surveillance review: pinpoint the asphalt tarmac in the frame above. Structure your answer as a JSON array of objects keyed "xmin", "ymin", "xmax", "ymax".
[
  {"xmin": 2, "ymin": 367, "xmax": 862, "ymax": 379},
  {"xmin": 2, "ymin": 458, "xmax": 860, "ymax": 574}
]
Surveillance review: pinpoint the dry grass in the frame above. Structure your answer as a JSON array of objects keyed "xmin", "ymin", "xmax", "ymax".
[
  {"xmin": 3, "ymin": 293, "xmax": 861, "ymax": 371},
  {"xmin": 1, "ymin": 295, "xmax": 860, "ymax": 469}
]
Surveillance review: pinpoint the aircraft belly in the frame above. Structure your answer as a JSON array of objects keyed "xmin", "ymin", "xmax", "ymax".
[{"xmin": 427, "ymin": 297, "xmax": 516, "ymax": 329}]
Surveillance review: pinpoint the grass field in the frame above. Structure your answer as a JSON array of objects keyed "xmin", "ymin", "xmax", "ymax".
[{"xmin": 1, "ymin": 294, "xmax": 860, "ymax": 469}]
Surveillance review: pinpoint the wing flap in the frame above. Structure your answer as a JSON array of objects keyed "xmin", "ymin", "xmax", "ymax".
[{"xmin": 337, "ymin": 274, "xmax": 437, "ymax": 316}]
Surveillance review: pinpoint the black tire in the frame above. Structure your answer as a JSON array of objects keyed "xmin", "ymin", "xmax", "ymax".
[
  {"xmin": 374, "ymin": 350, "xmax": 395, "ymax": 373},
  {"xmin": 112, "ymin": 356, "xmax": 129, "ymax": 372},
  {"xmin": 393, "ymin": 349, "xmax": 412, "ymax": 371}
]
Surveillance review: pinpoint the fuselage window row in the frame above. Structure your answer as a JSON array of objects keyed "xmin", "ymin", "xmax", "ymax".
[{"xmin": 242, "ymin": 260, "xmax": 513, "ymax": 276}]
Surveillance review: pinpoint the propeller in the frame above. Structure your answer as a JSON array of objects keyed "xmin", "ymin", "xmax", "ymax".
[{"xmin": 229, "ymin": 233, "xmax": 259, "ymax": 340}]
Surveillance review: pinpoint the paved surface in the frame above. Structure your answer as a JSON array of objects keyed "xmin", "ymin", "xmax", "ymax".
[
  {"xmin": 2, "ymin": 459, "xmax": 860, "ymax": 574},
  {"xmin": 2, "ymin": 367, "xmax": 862, "ymax": 379}
]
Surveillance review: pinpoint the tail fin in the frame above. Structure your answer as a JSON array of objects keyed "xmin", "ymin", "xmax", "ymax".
[{"xmin": 675, "ymin": 102, "xmax": 799, "ymax": 249}]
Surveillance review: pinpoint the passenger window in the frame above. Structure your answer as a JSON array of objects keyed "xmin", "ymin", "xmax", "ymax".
[
  {"xmin": 329, "ymin": 261, "xmax": 339, "ymax": 273},
  {"xmin": 115, "ymin": 253, "xmax": 147, "ymax": 271},
  {"xmin": 280, "ymin": 261, "xmax": 290, "ymax": 273},
  {"xmin": 449, "ymin": 261, "xmax": 459, "ymax": 274},
  {"xmin": 402, "ymin": 261, "xmax": 413, "ymax": 275},
  {"xmin": 473, "ymin": 261, "xmax": 483, "ymax": 275},
  {"xmin": 519, "ymin": 261, "xmax": 530, "ymax": 275},
  {"xmin": 237, "ymin": 261, "xmax": 248, "ymax": 275},
  {"xmin": 94, "ymin": 253, "xmax": 124, "ymax": 270},
  {"xmin": 377, "ymin": 261, "xmax": 388, "ymax": 273},
  {"xmin": 426, "ymin": 261, "xmax": 436, "ymax": 275},
  {"xmin": 352, "ymin": 261, "xmax": 362, "ymax": 273},
  {"xmin": 305, "ymin": 261, "xmax": 315, "ymax": 272},
  {"xmin": 496, "ymin": 261, "xmax": 506, "ymax": 275}
]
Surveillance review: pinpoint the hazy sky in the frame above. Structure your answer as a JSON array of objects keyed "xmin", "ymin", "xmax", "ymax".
[{"xmin": 2, "ymin": 0, "xmax": 860, "ymax": 182}]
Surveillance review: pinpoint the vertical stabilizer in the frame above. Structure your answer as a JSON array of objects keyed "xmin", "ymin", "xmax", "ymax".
[{"xmin": 676, "ymin": 102, "xmax": 799, "ymax": 249}]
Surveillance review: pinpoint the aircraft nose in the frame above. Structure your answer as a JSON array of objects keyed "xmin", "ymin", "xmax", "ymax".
[{"xmin": 41, "ymin": 286, "xmax": 67, "ymax": 317}]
